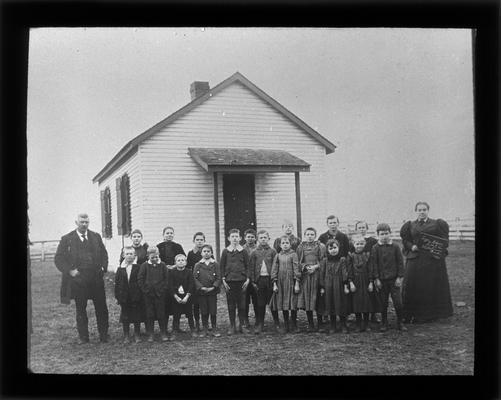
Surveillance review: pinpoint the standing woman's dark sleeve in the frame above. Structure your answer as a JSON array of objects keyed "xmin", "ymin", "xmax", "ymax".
[{"xmin": 400, "ymin": 221, "xmax": 415, "ymax": 253}]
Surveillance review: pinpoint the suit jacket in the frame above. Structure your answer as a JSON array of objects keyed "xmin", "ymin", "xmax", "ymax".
[
  {"xmin": 114, "ymin": 264, "xmax": 142, "ymax": 304},
  {"xmin": 54, "ymin": 229, "xmax": 108, "ymax": 304}
]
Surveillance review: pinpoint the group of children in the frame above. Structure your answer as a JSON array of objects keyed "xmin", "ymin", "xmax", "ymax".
[{"xmin": 115, "ymin": 216, "xmax": 407, "ymax": 343}]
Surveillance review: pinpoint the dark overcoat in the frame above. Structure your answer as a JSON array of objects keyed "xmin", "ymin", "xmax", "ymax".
[{"xmin": 54, "ymin": 229, "xmax": 108, "ymax": 304}]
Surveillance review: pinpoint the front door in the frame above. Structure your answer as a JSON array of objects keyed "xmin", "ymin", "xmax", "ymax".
[{"xmin": 223, "ymin": 174, "xmax": 256, "ymax": 246}]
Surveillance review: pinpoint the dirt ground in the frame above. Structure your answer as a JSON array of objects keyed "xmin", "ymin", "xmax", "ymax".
[{"xmin": 29, "ymin": 241, "xmax": 474, "ymax": 375}]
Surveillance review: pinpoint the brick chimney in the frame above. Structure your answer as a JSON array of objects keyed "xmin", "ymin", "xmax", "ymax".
[{"xmin": 190, "ymin": 81, "xmax": 210, "ymax": 100}]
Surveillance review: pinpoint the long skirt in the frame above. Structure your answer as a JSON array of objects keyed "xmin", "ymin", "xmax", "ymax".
[
  {"xmin": 402, "ymin": 253, "xmax": 453, "ymax": 321},
  {"xmin": 351, "ymin": 272, "xmax": 374, "ymax": 313},
  {"xmin": 297, "ymin": 270, "xmax": 319, "ymax": 311},
  {"xmin": 270, "ymin": 266, "xmax": 298, "ymax": 311},
  {"xmin": 323, "ymin": 273, "xmax": 349, "ymax": 317}
]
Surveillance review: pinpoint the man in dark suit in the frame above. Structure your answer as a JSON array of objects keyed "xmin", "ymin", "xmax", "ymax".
[{"xmin": 55, "ymin": 213, "xmax": 109, "ymax": 344}]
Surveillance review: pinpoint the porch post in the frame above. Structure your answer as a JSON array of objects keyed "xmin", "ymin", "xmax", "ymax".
[
  {"xmin": 213, "ymin": 172, "xmax": 221, "ymax": 261},
  {"xmin": 295, "ymin": 172, "xmax": 302, "ymax": 240}
]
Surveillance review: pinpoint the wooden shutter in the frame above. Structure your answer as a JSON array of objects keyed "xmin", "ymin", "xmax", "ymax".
[
  {"xmin": 121, "ymin": 174, "xmax": 131, "ymax": 235},
  {"xmin": 100, "ymin": 190, "xmax": 106, "ymax": 237},
  {"xmin": 116, "ymin": 176, "xmax": 123, "ymax": 235},
  {"xmin": 104, "ymin": 187, "xmax": 112, "ymax": 238}
]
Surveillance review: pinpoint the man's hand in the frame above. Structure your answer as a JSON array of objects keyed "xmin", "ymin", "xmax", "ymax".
[
  {"xmin": 69, "ymin": 269, "xmax": 79, "ymax": 277},
  {"xmin": 273, "ymin": 282, "xmax": 278, "ymax": 293},
  {"xmin": 242, "ymin": 278, "xmax": 250, "ymax": 291},
  {"xmin": 395, "ymin": 277, "xmax": 403, "ymax": 288},
  {"xmin": 411, "ymin": 245, "xmax": 418, "ymax": 252},
  {"xmin": 222, "ymin": 280, "xmax": 230, "ymax": 292}
]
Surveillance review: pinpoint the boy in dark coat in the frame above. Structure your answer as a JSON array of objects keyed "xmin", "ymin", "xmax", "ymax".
[
  {"xmin": 220, "ymin": 229, "xmax": 251, "ymax": 335},
  {"xmin": 370, "ymin": 223, "xmax": 407, "ymax": 332},
  {"xmin": 248, "ymin": 230, "xmax": 279, "ymax": 334},
  {"xmin": 168, "ymin": 254, "xmax": 197, "ymax": 339},
  {"xmin": 186, "ymin": 232, "xmax": 206, "ymax": 333},
  {"xmin": 115, "ymin": 246, "xmax": 144, "ymax": 343},
  {"xmin": 138, "ymin": 247, "xmax": 169, "ymax": 342},
  {"xmin": 193, "ymin": 244, "xmax": 222, "ymax": 337},
  {"xmin": 242, "ymin": 228, "xmax": 258, "ymax": 328}
]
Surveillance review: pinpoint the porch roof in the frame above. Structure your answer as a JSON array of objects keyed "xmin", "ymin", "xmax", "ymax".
[{"xmin": 188, "ymin": 148, "xmax": 311, "ymax": 173}]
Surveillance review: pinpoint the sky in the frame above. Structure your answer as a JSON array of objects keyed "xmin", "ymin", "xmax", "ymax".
[{"xmin": 27, "ymin": 28, "xmax": 474, "ymax": 241}]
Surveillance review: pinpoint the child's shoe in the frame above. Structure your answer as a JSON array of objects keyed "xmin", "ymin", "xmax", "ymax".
[
  {"xmin": 133, "ymin": 333, "xmax": 141, "ymax": 343},
  {"xmin": 123, "ymin": 335, "xmax": 131, "ymax": 344},
  {"xmin": 161, "ymin": 332, "xmax": 169, "ymax": 342},
  {"xmin": 379, "ymin": 322, "xmax": 388, "ymax": 332},
  {"xmin": 211, "ymin": 328, "xmax": 221, "ymax": 337},
  {"xmin": 147, "ymin": 334, "xmax": 154, "ymax": 343},
  {"xmin": 199, "ymin": 327, "xmax": 208, "ymax": 338},
  {"xmin": 306, "ymin": 323, "xmax": 316, "ymax": 333},
  {"xmin": 290, "ymin": 321, "xmax": 299, "ymax": 334},
  {"xmin": 240, "ymin": 323, "xmax": 251, "ymax": 334},
  {"xmin": 254, "ymin": 323, "xmax": 262, "ymax": 335},
  {"xmin": 190, "ymin": 329, "xmax": 198, "ymax": 338},
  {"xmin": 227, "ymin": 324, "xmax": 236, "ymax": 336},
  {"xmin": 396, "ymin": 321, "xmax": 408, "ymax": 331}
]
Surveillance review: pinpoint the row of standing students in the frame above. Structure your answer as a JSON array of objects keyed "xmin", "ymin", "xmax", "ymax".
[{"xmin": 116, "ymin": 218, "xmax": 406, "ymax": 343}]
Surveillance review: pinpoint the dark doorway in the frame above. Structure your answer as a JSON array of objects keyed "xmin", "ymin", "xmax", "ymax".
[{"xmin": 223, "ymin": 174, "xmax": 256, "ymax": 246}]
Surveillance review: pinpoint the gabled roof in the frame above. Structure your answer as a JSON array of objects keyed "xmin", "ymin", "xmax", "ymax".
[
  {"xmin": 93, "ymin": 71, "xmax": 336, "ymax": 184},
  {"xmin": 188, "ymin": 147, "xmax": 311, "ymax": 173}
]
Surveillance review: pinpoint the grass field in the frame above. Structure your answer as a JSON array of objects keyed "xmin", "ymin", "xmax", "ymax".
[{"xmin": 29, "ymin": 241, "xmax": 474, "ymax": 375}]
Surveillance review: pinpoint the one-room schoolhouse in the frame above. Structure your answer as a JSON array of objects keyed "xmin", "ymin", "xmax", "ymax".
[{"xmin": 93, "ymin": 72, "xmax": 336, "ymax": 269}]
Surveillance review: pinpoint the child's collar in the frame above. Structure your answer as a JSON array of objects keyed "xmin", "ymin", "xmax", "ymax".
[
  {"xmin": 378, "ymin": 239, "xmax": 393, "ymax": 245},
  {"xmin": 120, "ymin": 260, "xmax": 134, "ymax": 269},
  {"xmin": 192, "ymin": 246, "xmax": 202, "ymax": 253},
  {"xmin": 257, "ymin": 243, "xmax": 270, "ymax": 249},
  {"xmin": 227, "ymin": 244, "xmax": 244, "ymax": 252},
  {"xmin": 147, "ymin": 260, "xmax": 159, "ymax": 265},
  {"xmin": 201, "ymin": 258, "xmax": 215, "ymax": 264}
]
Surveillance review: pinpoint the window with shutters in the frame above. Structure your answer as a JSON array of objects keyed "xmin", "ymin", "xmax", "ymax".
[
  {"xmin": 100, "ymin": 187, "xmax": 112, "ymax": 238},
  {"xmin": 116, "ymin": 174, "xmax": 132, "ymax": 236}
]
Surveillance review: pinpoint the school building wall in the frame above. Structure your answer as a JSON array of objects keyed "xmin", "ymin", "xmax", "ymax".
[
  {"xmin": 136, "ymin": 81, "xmax": 329, "ymax": 256},
  {"xmin": 98, "ymin": 151, "xmax": 143, "ymax": 271}
]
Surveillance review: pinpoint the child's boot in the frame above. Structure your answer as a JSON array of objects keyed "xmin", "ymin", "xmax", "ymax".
[
  {"xmin": 340, "ymin": 316, "xmax": 349, "ymax": 334},
  {"xmin": 290, "ymin": 311, "xmax": 299, "ymax": 333},
  {"xmin": 306, "ymin": 311, "xmax": 316, "ymax": 332},
  {"xmin": 227, "ymin": 309, "xmax": 237, "ymax": 335},
  {"xmin": 355, "ymin": 314, "xmax": 362, "ymax": 333},
  {"xmin": 380, "ymin": 312, "xmax": 389, "ymax": 332},
  {"xmin": 396, "ymin": 310, "xmax": 408, "ymax": 331},
  {"xmin": 239, "ymin": 314, "xmax": 250, "ymax": 334},
  {"xmin": 361, "ymin": 313, "xmax": 369, "ymax": 332},
  {"xmin": 122, "ymin": 324, "xmax": 130, "ymax": 344},
  {"xmin": 328, "ymin": 316, "xmax": 336, "ymax": 334},
  {"xmin": 133, "ymin": 324, "xmax": 141, "ymax": 343},
  {"xmin": 317, "ymin": 313, "xmax": 326, "ymax": 333}
]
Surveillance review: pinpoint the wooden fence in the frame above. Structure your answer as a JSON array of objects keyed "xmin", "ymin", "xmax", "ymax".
[{"xmin": 28, "ymin": 217, "xmax": 474, "ymax": 262}]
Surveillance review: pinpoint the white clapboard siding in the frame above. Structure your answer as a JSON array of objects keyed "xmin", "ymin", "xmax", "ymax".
[
  {"xmin": 97, "ymin": 151, "xmax": 142, "ymax": 271},
  {"xmin": 137, "ymin": 81, "xmax": 329, "ymax": 253}
]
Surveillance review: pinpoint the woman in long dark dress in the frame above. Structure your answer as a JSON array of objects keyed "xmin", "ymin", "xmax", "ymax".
[{"xmin": 400, "ymin": 201, "xmax": 453, "ymax": 322}]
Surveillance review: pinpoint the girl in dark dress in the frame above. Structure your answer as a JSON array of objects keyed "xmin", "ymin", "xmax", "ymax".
[
  {"xmin": 168, "ymin": 254, "xmax": 197, "ymax": 339},
  {"xmin": 119, "ymin": 229, "xmax": 149, "ymax": 266},
  {"xmin": 320, "ymin": 239, "xmax": 350, "ymax": 334},
  {"xmin": 347, "ymin": 235, "xmax": 375, "ymax": 332},
  {"xmin": 115, "ymin": 246, "xmax": 145, "ymax": 343},
  {"xmin": 400, "ymin": 202, "xmax": 453, "ymax": 322},
  {"xmin": 297, "ymin": 227, "xmax": 326, "ymax": 332},
  {"xmin": 157, "ymin": 226, "xmax": 186, "ymax": 330},
  {"xmin": 348, "ymin": 221, "xmax": 380, "ymax": 324}
]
